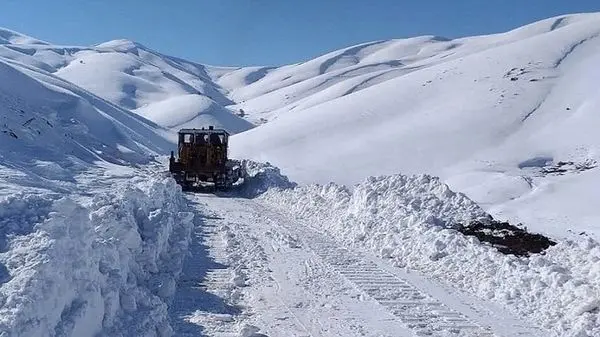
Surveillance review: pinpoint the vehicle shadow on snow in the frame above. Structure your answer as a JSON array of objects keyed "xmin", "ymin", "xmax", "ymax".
[{"xmin": 169, "ymin": 201, "xmax": 241, "ymax": 337}]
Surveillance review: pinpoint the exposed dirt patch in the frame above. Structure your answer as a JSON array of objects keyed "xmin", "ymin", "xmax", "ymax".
[{"xmin": 457, "ymin": 219, "xmax": 556, "ymax": 256}]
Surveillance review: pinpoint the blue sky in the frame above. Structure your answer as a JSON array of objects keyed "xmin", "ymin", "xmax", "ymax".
[{"xmin": 2, "ymin": 0, "xmax": 600, "ymax": 66}]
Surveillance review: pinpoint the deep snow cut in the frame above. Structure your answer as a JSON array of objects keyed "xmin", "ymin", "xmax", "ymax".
[
  {"xmin": 1, "ymin": 11, "xmax": 600, "ymax": 337},
  {"xmin": 258, "ymin": 173, "xmax": 600, "ymax": 337},
  {"xmin": 0, "ymin": 176, "xmax": 193, "ymax": 337}
]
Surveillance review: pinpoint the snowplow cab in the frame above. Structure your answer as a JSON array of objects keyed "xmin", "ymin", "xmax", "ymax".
[{"xmin": 169, "ymin": 126, "xmax": 241, "ymax": 191}]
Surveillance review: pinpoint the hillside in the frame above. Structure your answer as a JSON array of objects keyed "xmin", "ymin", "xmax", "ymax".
[
  {"xmin": 226, "ymin": 13, "xmax": 600, "ymax": 238},
  {"xmin": 0, "ymin": 35, "xmax": 252, "ymax": 134},
  {"xmin": 2, "ymin": 12, "xmax": 600, "ymax": 337},
  {"xmin": 0, "ymin": 54, "xmax": 174, "ymax": 195},
  {"xmin": 2, "ymin": 14, "xmax": 600, "ymax": 239}
]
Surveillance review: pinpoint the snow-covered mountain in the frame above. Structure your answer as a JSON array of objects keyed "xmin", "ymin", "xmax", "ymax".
[
  {"xmin": 0, "ymin": 46, "xmax": 174, "ymax": 190},
  {"xmin": 0, "ymin": 35, "xmax": 253, "ymax": 134},
  {"xmin": 2, "ymin": 14, "xmax": 600, "ymax": 239},
  {"xmin": 226, "ymin": 13, "xmax": 600, "ymax": 239},
  {"xmin": 2, "ymin": 12, "xmax": 600, "ymax": 337}
]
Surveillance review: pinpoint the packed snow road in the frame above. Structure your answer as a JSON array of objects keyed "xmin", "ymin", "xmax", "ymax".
[{"xmin": 169, "ymin": 193, "xmax": 544, "ymax": 337}]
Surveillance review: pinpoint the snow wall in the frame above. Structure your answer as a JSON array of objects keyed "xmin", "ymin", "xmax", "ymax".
[
  {"xmin": 259, "ymin": 173, "xmax": 600, "ymax": 337},
  {"xmin": 0, "ymin": 177, "xmax": 193, "ymax": 337}
]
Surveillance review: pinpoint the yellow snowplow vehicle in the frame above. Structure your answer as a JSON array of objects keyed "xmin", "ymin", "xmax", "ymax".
[{"xmin": 169, "ymin": 126, "xmax": 243, "ymax": 191}]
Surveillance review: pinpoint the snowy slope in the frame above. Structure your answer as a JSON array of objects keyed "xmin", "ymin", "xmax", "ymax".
[
  {"xmin": 0, "ymin": 34, "xmax": 252, "ymax": 134},
  {"xmin": 0, "ymin": 28, "xmax": 49, "ymax": 45},
  {"xmin": 0, "ymin": 55, "xmax": 174, "ymax": 185},
  {"xmin": 229, "ymin": 13, "xmax": 600, "ymax": 238},
  {"xmin": 208, "ymin": 14, "xmax": 599, "ymax": 124},
  {"xmin": 1, "ymin": 13, "xmax": 600, "ymax": 337},
  {"xmin": 134, "ymin": 94, "xmax": 252, "ymax": 134}
]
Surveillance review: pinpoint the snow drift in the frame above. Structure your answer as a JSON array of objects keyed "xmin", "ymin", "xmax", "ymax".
[
  {"xmin": 259, "ymin": 174, "xmax": 600, "ymax": 337},
  {"xmin": 238, "ymin": 160, "xmax": 297, "ymax": 198},
  {"xmin": 0, "ymin": 176, "xmax": 193, "ymax": 337}
]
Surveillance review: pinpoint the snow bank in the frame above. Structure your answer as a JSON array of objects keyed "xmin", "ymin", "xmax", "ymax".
[
  {"xmin": 260, "ymin": 174, "xmax": 600, "ymax": 337},
  {"xmin": 238, "ymin": 160, "xmax": 296, "ymax": 198},
  {"xmin": 0, "ymin": 177, "xmax": 193, "ymax": 337}
]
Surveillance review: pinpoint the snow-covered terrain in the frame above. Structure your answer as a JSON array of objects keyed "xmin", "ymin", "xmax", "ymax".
[
  {"xmin": 0, "ymin": 29, "xmax": 197, "ymax": 336},
  {"xmin": 0, "ymin": 170, "xmax": 193, "ymax": 337},
  {"xmin": 0, "ymin": 33, "xmax": 252, "ymax": 135},
  {"xmin": 0, "ymin": 49, "xmax": 176, "ymax": 195},
  {"xmin": 2, "ymin": 11, "xmax": 600, "ymax": 337},
  {"xmin": 259, "ymin": 174, "xmax": 600, "ymax": 337},
  {"xmin": 226, "ymin": 13, "xmax": 600, "ymax": 239},
  {"xmin": 166, "ymin": 165, "xmax": 542, "ymax": 337}
]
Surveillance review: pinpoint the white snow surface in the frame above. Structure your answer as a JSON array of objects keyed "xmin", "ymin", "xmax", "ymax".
[
  {"xmin": 0, "ymin": 51, "xmax": 174, "ymax": 174},
  {"xmin": 0, "ymin": 31, "xmax": 252, "ymax": 134},
  {"xmin": 2, "ymin": 12, "xmax": 600, "ymax": 337},
  {"xmin": 134, "ymin": 94, "xmax": 253, "ymax": 134},
  {"xmin": 0, "ymin": 175, "xmax": 193, "ymax": 337},
  {"xmin": 224, "ymin": 13, "xmax": 600, "ymax": 238},
  {"xmin": 259, "ymin": 174, "xmax": 600, "ymax": 337}
]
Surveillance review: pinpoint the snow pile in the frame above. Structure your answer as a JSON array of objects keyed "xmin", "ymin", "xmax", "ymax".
[
  {"xmin": 0, "ymin": 177, "xmax": 193, "ymax": 337},
  {"xmin": 238, "ymin": 160, "xmax": 296, "ymax": 198},
  {"xmin": 260, "ymin": 174, "xmax": 600, "ymax": 337}
]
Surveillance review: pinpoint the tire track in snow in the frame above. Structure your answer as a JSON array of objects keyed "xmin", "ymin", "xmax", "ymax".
[
  {"xmin": 252, "ymin": 200, "xmax": 543, "ymax": 337},
  {"xmin": 191, "ymin": 195, "xmax": 541, "ymax": 337},
  {"xmin": 306, "ymin": 235, "xmax": 493, "ymax": 337},
  {"xmin": 192, "ymin": 225, "xmax": 240, "ymax": 337},
  {"xmin": 198, "ymin": 195, "xmax": 413, "ymax": 337},
  {"xmin": 170, "ymin": 209, "xmax": 243, "ymax": 337}
]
